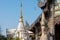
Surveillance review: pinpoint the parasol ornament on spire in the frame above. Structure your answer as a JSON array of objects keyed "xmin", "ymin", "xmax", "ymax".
[{"xmin": 19, "ymin": 3, "xmax": 23, "ymax": 22}]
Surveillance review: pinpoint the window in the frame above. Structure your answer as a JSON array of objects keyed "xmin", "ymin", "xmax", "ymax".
[
  {"xmin": 55, "ymin": 6, "xmax": 59, "ymax": 9},
  {"xmin": 55, "ymin": 11, "xmax": 60, "ymax": 14},
  {"xmin": 59, "ymin": 4, "xmax": 60, "ymax": 6}
]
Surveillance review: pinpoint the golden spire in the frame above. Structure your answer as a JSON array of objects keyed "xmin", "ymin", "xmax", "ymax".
[{"xmin": 19, "ymin": 3, "xmax": 23, "ymax": 22}]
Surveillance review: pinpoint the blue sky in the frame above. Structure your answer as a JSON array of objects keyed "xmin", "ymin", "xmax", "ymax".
[{"xmin": 0, "ymin": 0, "xmax": 42, "ymax": 36}]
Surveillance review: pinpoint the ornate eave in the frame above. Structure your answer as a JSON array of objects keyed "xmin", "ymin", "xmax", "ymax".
[
  {"xmin": 30, "ymin": 13, "xmax": 60, "ymax": 33},
  {"xmin": 30, "ymin": 14, "xmax": 42, "ymax": 33}
]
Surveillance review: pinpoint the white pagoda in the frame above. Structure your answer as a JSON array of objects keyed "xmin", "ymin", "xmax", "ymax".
[
  {"xmin": 6, "ymin": 3, "xmax": 32, "ymax": 40},
  {"xmin": 15, "ymin": 4, "xmax": 25, "ymax": 40}
]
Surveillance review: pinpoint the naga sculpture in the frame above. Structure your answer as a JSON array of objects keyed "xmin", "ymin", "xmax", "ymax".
[
  {"xmin": 38, "ymin": 0, "xmax": 55, "ymax": 40},
  {"xmin": 38, "ymin": 0, "xmax": 49, "ymax": 13},
  {"xmin": 38, "ymin": 0, "xmax": 50, "ymax": 40}
]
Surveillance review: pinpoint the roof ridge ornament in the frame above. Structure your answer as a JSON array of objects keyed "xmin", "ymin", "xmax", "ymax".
[{"xmin": 38, "ymin": 0, "xmax": 48, "ymax": 8}]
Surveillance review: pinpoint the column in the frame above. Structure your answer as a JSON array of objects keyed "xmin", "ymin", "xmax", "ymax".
[{"xmin": 48, "ymin": 4, "xmax": 55, "ymax": 40}]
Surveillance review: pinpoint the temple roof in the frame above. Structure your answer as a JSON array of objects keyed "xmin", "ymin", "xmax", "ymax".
[
  {"xmin": 30, "ymin": 14, "xmax": 41, "ymax": 33},
  {"xmin": 30, "ymin": 13, "xmax": 60, "ymax": 33}
]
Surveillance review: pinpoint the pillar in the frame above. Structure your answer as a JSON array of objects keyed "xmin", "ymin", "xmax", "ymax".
[{"xmin": 48, "ymin": 4, "xmax": 55, "ymax": 40}]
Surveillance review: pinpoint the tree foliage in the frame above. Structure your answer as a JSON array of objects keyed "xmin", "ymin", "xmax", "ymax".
[
  {"xmin": 0, "ymin": 35, "xmax": 7, "ymax": 40},
  {"xmin": 15, "ymin": 37, "xmax": 20, "ymax": 40},
  {"xmin": 7, "ymin": 35, "xmax": 13, "ymax": 40}
]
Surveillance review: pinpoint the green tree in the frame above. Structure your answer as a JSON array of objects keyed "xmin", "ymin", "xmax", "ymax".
[
  {"xmin": 0, "ymin": 35, "xmax": 7, "ymax": 40},
  {"xmin": 7, "ymin": 35, "xmax": 13, "ymax": 40},
  {"xmin": 15, "ymin": 37, "xmax": 20, "ymax": 40}
]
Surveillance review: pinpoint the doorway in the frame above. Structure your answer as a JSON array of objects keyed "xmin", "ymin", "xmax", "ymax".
[{"xmin": 55, "ymin": 23, "xmax": 60, "ymax": 40}]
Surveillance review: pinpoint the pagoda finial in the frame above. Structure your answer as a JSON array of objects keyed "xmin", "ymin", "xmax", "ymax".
[
  {"xmin": 20, "ymin": 2, "xmax": 22, "ymax": 17},
  {"xmin": 19, "ymin": 2, "xmax": 23, "ymax": 22}
]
